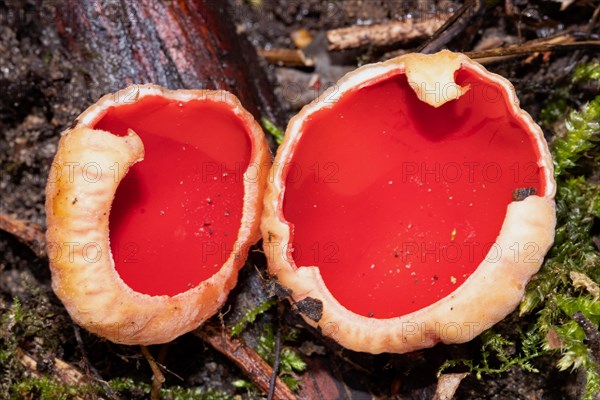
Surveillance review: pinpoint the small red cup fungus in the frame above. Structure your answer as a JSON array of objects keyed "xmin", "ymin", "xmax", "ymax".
[
  {"xmin": 262, "ymin": 50, "xmax": 556, "ymax": 354},
  {"xmin": 46, "ymin": 85, "xmax": 270, "ymax": 345}
]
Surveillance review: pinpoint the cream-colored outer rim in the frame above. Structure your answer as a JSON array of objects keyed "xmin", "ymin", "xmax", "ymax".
[
  {"xmin": 261, "ymin": 50, "xmax": 556, "ymax": 354},
  {"xmin": 46, "ymin": 84, "xmax": 271, "ymax": 345}
]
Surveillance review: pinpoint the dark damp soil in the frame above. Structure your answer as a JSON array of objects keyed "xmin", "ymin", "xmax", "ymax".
[{"xmin": 0, "ymin": 0, "xmax": 598, "ymax": 399}]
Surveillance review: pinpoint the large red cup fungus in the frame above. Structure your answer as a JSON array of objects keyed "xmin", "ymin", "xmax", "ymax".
[
  {"xmin": 46, "ymin": 85, "xmax": 270, "ymax": 345},
  {"xmin": 262, "ymin": 50, "xmax": 556, "ymax": 354}
]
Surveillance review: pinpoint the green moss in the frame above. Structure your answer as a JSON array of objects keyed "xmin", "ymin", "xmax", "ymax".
[
  {"xmin": 231, "ymin": 378, "xmax": 261, "ymax": 398},
  {"xmin": 255, "ymin": 324, "xmax": 306, "ymax": 392},
  {"xmin": 551, "ymin": 96, "xmax": 600, "ymax": 177},
  {"xmin": 517, "ymin": 95, "xmax": 600, "ymax": 398},
  {"xmin": 439, "ymin": 330, "xmax": 542, "ymax": 379},
  {"xmin": 539, "ymin": 95, "xmax": 568, "ymax": 126},
  {"xmin": 539, "ymin": 61, "xmax": 600, "ymax": 129},
  {"xmin": 0, "ymin": 275, "xmax": 75, "ymax": 398},
  {"xmin": 228, "ymin": 297, "xmax": 305, "ymax": 394},
  {"xmin": 10, "ymin": 376, "xmax": 93, "ymax": 400},
  {"xmin": 260, "ymin": 117, "xmax": 285, "ymax": 145},
  {"xmin": 1, "ymin": 299, "xmax": 97, "ymax": 399},
  {"xmin": 108, "ymin": 378, "xmax": 233, "ymax": 400},
  {"xmin": 572, "ymin": 62, "xmax": 600, "ymax": 87},
  {"xmin": 0, "ymin": 299, "xmax": 25, "ymax": 394},
  {"xmin": 230, "ymin": 298, "xmax": 277, "ymax": 337}
]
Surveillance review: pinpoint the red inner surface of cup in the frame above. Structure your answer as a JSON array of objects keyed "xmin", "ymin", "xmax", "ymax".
[
  {"xmin": 283, "ymin": 67, "xmax": 544, "ymax": 318},
  {"xmin": 93, "ymin": 95, "xmax": 251, "ymax": 296}
]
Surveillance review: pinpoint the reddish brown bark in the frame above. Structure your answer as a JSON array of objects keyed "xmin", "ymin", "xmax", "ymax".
[
  {"xmin": 54, "ymin": 0, "xmax": 283, "ymax": 128},
  {"xmin": 195, "ymin": 326, "xmax": 297, "ymax": 400}
]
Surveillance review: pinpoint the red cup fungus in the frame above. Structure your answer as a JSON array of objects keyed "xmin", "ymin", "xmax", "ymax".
[
  {"xmin": 262, "ymin": 50, "xmax": 556, "ymax": 354},
  {"xmin": 46, "ymin": 85, "xmax": 270, "ymax": 345}
]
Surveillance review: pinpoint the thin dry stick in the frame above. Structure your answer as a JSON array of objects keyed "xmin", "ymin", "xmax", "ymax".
[
  {"xmin": 140, "ymin": 346, "xmax": 165, "ymax": 400},
  {"xmin": 194, "ymin": 325, "xmax": 297, "ymax": 400},
  {"xmin": 154, "ymin": 344, "xmax": 184, "ymax": 382},
  {"xmin": 0, "ymin": 213, "xmax": 45, "ymax": 257},
  {"xmin": 573, "ymin": 312, "xmax": 600, "ymax": 363},
  {"xmin": 468, "ymin": 34, "xmax": 575, "ymax": 63},
  {"xmin": 466, "ymin": 40, "xmax": 600, "ymax": 62},
  {"xmin": 267, "ymin": 318, "xmax": 282, "ymax": 400},
  {"xmin": 417, "ymin": 0, "xmax": 481, "ymax": 54},
  {"xmin": 326, "ymin": 13, "xmax": 451, "ymax": 51},
  {"xmin": 73, "ymin": 326, "xmax": 118, "ymax": 399},
  {"xmin": 587, "ymin": 3, "xmax": 600, "ymax": 33}
]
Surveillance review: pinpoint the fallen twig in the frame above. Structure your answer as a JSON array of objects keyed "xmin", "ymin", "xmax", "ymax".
[
  {"xmin": 74, "ymin": 326, "xmax": 118, "ymax": 398},
  {"xmin": 418, "ymin": 0, "xmax": 482, "ymax": 54},
  {"xmin": 466, "ymin": 40, "xmax": 600, "ymax": 63},
  {"xmin": 194, "ymin": 325, "xmax": 296, "ymax": 400},
  {"xmin": 588, "ymin": 3, "xmax": 600, "ymax": 33},
  {"xmin": 267, "ymin": 314, "xmax": 282, "ymax": 400},
  {"xmin": 259, "ymin": 48, "xmax": 315, "ymax": 67},
  {"xmin": 140, "ymin": 346, "xmax": 165, "ymax": 400},
  {"xmin": 573, "ymin": 312, "xmax": 600, "ymax": 364},
  {"xmin": 0, "ymin": 213, "xmax": 45, "ymax": 258},
  {"xmin": 327, "ymin": 14, "xmax": 451, "ymax": 51},
  {"xmin": 433, "ymin": 373, "xmax": 469, "ymax": 400}
]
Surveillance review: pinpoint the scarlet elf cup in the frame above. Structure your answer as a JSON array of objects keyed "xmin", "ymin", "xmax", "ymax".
[
  {"xmin": 46, "ymin": 85, "xmax": 270, "ymax": 345},
  {"xmin": 261, "ymin": 50, "xmax": 556, "ymax": 354}
]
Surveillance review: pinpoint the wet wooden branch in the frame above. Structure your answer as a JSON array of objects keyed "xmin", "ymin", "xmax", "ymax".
[
  {"xmin": 0, "ymin": 213, "xmax": 45, "ymax": 258},
  {"xmin": 194, "ymin": 325, "xmax": 296, "ymax": 400},
  {"xmin": 326, "ymin": 14, "xmax": 451, "ymax": 51}
]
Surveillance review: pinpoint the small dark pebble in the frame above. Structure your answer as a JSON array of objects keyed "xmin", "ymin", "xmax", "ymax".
[
  {"xmin": 295, "ymin": 297, "xmax": 324, "ymax": 322},
  {"xmin": 512, "ymin": 187, "xmax": 536, "ymax": 201}
]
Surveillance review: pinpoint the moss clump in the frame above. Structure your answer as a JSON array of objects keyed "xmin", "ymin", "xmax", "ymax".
[
  {"xmin": 228, "ymin": 298, "xmax": 307, "ymax": 394},
  {"xmin": 10, "ymin": 376, "xmax": 92, "ymax": 400},
  {"xmin": 230, "ymin": 298, "xmax": 277, "ymax": 337},
  {"xmin": 108, "ymin": 377, "xmax": 233, "ymax": 400},
  {"xmin": 0, "ymin": 275, "xmax": 78, "ymax": 398},
  {"xmin": 551, "ymin": 96, "xmax": 600, "ymax": 177},
  {"xmin": 439, "ymin": 329, "xmax": 542, "ymax": 378},
  {"xmin": 573, "ymin": 62, "xmax": 600, "ymax": 87},
  {"xmin": 256, "ymin": 324, "xmax": 306, "ymax": 391}
]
